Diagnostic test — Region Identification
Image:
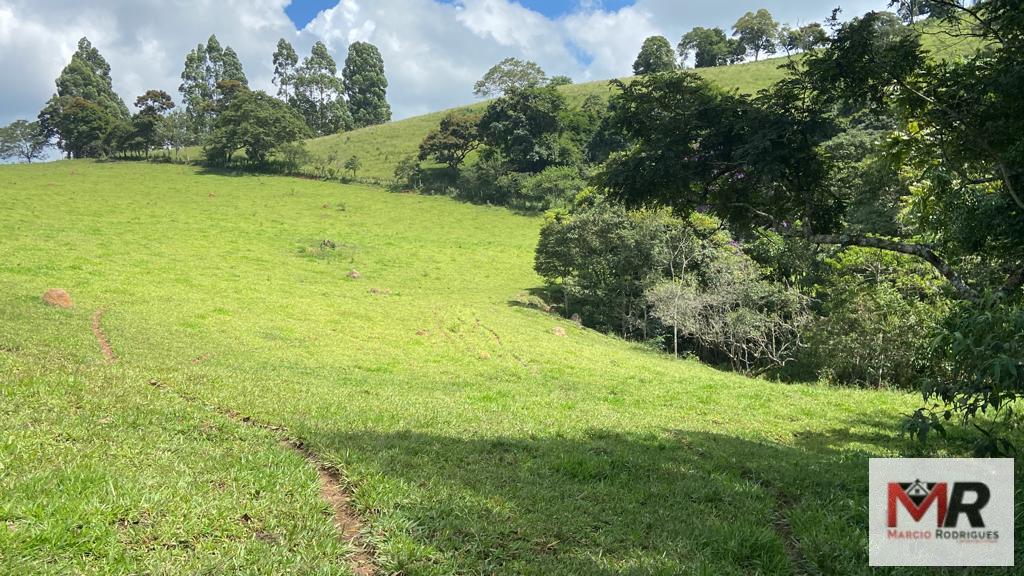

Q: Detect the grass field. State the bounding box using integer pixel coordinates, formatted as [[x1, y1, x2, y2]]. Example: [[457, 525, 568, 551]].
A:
[[2, 160, 1019, 574]]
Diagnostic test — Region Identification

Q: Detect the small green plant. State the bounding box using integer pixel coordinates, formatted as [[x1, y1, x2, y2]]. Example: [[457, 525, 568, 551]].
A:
[[343, 155, 362, 180]]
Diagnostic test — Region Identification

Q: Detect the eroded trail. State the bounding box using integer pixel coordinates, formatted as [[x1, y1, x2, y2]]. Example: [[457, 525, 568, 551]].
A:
[[90, 310, 376, 575], [91, 309, 116, 363], [149, 379, 378, 575]]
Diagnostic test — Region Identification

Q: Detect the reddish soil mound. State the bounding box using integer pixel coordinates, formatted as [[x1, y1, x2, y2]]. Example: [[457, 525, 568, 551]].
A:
[[42, 289, 73, 309]]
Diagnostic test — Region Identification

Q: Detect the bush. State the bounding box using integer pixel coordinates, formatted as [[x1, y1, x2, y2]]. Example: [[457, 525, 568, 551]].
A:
[[512, 166, 585, 211], [312, 152, 340, 180], [274, 141, 312, 174], [391, 155, 422, 191], [917, 293, 1024, 450], [800, 248, 950, 388]]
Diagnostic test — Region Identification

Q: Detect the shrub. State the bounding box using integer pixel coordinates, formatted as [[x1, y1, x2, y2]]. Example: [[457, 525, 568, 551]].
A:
[[512, 166, 585, 211], [801, 248, 950, 388]]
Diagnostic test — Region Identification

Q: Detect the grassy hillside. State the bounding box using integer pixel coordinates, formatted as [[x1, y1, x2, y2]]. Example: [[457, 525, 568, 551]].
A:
[[4, 160, 1017, 574], [305, 56, 793, 182], [303, 18, 980, 184]]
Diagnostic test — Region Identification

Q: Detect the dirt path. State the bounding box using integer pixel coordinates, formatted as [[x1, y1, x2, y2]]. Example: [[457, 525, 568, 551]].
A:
[[91, 309, 117, 363], [149, 380, 379, 575], [90, 309, 375, 573]]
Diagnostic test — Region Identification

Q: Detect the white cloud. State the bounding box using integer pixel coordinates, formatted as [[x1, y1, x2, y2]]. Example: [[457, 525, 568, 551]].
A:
[[0, 0, 891, 128]]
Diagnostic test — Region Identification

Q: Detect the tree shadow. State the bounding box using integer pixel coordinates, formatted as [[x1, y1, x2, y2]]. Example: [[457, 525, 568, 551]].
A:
[[315, 420, 1014, 575]]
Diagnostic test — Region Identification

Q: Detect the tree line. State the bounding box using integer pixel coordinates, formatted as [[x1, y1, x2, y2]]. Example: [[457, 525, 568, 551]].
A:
[[402, 0, 1023, 453], [0, 35, 390, 165]]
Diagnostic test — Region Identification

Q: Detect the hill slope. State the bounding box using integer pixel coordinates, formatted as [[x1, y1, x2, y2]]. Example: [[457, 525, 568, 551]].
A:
[[4, 160, 1003, 574], [303, 20, 980, 184], [305, 56, 793, 182]]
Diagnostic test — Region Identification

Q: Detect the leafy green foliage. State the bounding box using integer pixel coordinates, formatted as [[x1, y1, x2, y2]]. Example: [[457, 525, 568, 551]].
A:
[[633, 36, 677, 75], [779, 23, 829, 55], [479, 85, 566, 173], [418, 112, 481, 170], [679, 27, 744, 68], [205, 90, 310, 165], [343, 41, 391, 128], [129, 90, 175, 156], [513, 165, 585, 212], [732, 9, 780, 61], [802, 248, 951, 388], [0, 120, 49, 163], [343, 154, 362, 179], [291, 41, 352, 136], [473, 58, 547, 98], [179, 35, 248, 139], [272, 38, 300, 100], [916, 293, 1024, 454], [38, 37, 129, 158]]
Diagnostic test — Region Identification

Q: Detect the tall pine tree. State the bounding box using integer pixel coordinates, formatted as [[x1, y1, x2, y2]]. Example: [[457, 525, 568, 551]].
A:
[[38, 37, 129, 158], [343, 41, 391, 128]]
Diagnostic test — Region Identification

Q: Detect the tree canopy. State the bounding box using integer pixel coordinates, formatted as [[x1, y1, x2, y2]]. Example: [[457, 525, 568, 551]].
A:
[[0, 120, 49, 163], [292, 41, 352, 136], [678, 27, 744, 68], [38, 37, 129, 158], [473, 58, 547, 98], [343, 41, 391, 128], [633, 36, 677, 75], [732, 9, 780, 61], [205, 89, 310, 165], [179, 35, 248, 139]]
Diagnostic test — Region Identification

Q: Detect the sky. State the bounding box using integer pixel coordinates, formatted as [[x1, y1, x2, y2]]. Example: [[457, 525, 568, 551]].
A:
[[0, 0, 892, 129]]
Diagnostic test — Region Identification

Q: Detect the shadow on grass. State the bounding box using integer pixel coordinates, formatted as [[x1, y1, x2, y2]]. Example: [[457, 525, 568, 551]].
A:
[[315, 421, 1002, 575]]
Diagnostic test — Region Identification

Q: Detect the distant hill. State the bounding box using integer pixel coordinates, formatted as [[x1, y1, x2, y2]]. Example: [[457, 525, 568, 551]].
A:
[[302, 19, 980, 183], [304, 56, 794, 182]]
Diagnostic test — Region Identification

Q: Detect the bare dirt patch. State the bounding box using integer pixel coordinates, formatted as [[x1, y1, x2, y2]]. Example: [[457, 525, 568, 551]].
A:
[[91, 309, 117, 363], [42, 288, 73, 309], [551, 326, 567, 337]]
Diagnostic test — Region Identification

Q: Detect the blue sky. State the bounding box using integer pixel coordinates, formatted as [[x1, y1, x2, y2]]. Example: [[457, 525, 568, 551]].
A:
[[286, 0, 636, 28]]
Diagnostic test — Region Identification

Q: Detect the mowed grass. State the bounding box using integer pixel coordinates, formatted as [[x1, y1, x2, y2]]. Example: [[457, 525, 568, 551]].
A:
[[1, 161, 1020, 575]]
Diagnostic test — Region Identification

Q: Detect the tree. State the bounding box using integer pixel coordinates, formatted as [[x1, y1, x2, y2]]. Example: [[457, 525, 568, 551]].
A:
[[0, 120, 49, 163], [473, 58, 547, 98], [678, 27, 744, 68], [779, 23, 828, 55], [633, 36, 677, 75], [733, 9, 780, 61], [131, 90, 175, 157], [548, 75, 574, 88], [272, 39, 300, 100], [479, 85, 566, 173], [159, 110, 190, 160], [205, 90, 310, 165], [596, 3, 1024, 443], [179, 35, 248, 139], [38, 38, 129, 158], [343, 41, 391, 128], [344, 155, 362, 179], [293, 41, 352, 136], [419, 112, 481, 170]]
